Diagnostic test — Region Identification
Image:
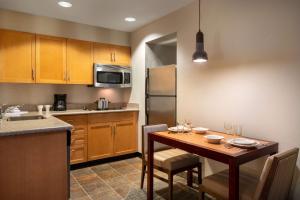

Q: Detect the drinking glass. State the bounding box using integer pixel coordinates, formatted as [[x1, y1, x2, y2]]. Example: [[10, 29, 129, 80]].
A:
[[176, 121, 184, 133], [234, 124, 243, 137], [224, 121, 233, 134], [184, 119, 192, 132]]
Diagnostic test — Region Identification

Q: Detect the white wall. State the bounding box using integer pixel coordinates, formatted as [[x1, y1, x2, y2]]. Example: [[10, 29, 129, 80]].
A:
[[130, 0, 300, 198], [0, 9, 130, 46], [0, 84, 130, 105], [0, 9, 131, 105]]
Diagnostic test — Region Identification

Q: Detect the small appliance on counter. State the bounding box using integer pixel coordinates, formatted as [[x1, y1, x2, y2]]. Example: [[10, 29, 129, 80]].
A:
[[53, 94, 67, 111], [97, 98, 109, 110]]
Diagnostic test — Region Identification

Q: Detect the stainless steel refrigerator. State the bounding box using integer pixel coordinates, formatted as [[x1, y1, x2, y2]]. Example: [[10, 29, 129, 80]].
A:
[[146, 65, 177, 127]]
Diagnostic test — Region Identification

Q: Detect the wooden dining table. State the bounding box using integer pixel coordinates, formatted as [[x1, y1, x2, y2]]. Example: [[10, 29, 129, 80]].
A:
[[147, 131, 278, 200]]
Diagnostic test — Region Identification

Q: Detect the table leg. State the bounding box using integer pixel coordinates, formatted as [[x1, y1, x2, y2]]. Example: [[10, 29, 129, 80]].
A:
[[147, 135, 154, 200], [229, 160, 239, 200]]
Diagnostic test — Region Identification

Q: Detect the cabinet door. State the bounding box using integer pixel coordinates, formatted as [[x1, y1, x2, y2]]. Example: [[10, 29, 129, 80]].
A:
[[114, 120, 137, 155], [36, 35, 66, 84], [0, 29, 35, 83], [93, 43, 114, 65], [67, 39, 93, 84], [114, 45, 131, 66], [88, 122, 114, 160], [71, 144, 87, 164]]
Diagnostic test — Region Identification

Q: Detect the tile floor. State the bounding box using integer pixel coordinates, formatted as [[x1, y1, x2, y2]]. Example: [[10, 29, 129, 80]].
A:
[[70, 157, 201, 200]]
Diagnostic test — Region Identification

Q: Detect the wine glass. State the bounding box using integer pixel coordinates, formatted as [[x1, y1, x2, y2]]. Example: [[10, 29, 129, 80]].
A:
[[224, 122, 233, 135], [176, 121, 183, 133], [184, 119, 192, 133]]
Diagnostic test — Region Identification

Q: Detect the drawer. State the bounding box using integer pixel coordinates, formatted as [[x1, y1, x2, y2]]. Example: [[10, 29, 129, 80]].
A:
[[70, 144, 87, 164], [88, 112, 136, 124], [71, 132, 86, 140], [72, 126, 87, 135], [71, 138, 85, 146]]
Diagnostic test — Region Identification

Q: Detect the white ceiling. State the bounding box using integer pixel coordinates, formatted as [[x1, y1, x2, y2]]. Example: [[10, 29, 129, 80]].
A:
[[0, 0, 194, 32]]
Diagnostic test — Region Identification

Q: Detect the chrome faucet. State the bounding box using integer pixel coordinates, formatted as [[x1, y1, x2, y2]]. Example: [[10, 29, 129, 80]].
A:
[[0, 106, 2, 120], [0, 104, 6, 119]]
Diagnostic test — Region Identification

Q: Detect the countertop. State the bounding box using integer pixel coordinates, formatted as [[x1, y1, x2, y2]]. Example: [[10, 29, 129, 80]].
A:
[[0, 114, 72, 137], [50, 107, 139, 116], [0, 107, 139, 137]]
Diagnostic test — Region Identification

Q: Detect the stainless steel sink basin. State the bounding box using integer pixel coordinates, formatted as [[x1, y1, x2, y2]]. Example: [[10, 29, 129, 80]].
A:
[[6, 115, 46, 121]]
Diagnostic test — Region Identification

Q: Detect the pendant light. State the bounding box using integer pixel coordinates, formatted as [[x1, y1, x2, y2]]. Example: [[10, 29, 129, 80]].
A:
[[193, 0, 208, 63]]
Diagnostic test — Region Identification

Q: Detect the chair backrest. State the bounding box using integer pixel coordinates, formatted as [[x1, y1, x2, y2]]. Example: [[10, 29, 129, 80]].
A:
[[254, 148, 299, 200], [142, 124, 170, 157]]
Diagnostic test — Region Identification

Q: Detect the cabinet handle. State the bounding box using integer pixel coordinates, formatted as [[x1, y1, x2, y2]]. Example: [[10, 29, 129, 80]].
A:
[[68, 72, 70, 81], [31, 68, 35, 81], [113, 52, 116, 62], [63, 71, 66, 81], [111, 53, 113, 62]]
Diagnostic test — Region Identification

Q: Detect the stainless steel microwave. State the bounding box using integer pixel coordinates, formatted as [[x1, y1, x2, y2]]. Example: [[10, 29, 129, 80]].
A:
[[94, 64, 132, 88]]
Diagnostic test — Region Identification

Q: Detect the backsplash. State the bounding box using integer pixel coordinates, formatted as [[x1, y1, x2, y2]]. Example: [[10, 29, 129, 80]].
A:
[[0, 84, 131, 105]]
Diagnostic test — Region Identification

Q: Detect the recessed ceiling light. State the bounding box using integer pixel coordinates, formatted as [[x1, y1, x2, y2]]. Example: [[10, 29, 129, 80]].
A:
[[125, 17, 136, 22], [58, 1, 72, 8]]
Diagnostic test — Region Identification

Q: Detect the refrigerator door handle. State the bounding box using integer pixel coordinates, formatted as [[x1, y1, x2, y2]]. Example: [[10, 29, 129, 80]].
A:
[[145, 97, 150, 118], [145, 70, 149, 94]]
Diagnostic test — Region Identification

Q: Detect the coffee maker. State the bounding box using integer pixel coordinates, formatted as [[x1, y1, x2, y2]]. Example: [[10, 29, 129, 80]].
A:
[[53, 94, 67, 111]]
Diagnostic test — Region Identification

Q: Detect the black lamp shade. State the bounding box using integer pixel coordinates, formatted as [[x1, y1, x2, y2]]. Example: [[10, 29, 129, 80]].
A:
[[193, 30, 208, 63]]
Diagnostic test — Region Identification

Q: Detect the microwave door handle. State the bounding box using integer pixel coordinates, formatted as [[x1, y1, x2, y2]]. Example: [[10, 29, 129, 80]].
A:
[[122, 72, 125, 84]]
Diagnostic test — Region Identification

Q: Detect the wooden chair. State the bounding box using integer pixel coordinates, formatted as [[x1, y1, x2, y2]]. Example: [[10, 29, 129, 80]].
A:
[[199, 148, 299, 200], [141, 124, 202, 200]]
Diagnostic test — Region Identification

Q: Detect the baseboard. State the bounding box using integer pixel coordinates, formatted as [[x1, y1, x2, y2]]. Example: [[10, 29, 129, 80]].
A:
[[70, 152, 142, 170]]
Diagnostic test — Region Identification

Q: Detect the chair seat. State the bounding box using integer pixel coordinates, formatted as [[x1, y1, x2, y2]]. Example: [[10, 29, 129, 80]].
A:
[[200, 169, 259, 200], [153, 148, 199, 171]]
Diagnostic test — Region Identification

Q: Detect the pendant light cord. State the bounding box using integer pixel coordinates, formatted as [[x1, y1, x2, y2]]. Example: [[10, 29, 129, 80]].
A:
[[199, 0, 201, 31]]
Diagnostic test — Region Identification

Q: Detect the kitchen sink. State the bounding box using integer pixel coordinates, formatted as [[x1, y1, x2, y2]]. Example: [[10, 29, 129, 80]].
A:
[[6, 115, 46, 121]]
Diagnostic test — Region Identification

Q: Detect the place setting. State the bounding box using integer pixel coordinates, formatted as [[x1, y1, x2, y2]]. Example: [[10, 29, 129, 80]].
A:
[[222, 122, 260, 149]]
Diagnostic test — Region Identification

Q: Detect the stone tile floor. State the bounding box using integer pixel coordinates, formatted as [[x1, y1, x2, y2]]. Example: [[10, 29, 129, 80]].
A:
[[70, 157, 202, 200]]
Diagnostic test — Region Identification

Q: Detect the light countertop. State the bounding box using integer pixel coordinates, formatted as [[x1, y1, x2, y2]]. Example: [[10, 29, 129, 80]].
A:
[[0, 107, 139, 137], [0, 115, 72, 137], [50, 107, 139, 116]]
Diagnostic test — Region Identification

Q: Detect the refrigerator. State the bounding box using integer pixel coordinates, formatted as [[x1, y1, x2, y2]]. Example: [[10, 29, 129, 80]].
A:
[[145, 65, 177, 127]]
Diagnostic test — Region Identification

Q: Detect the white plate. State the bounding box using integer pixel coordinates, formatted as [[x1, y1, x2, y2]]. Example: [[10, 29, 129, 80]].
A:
[[227, 138, 260, 149], [168, 126, 190, 132], [192, 127, 209, 134], [231, 138, 256, 145], [204, 135, 224, 144]]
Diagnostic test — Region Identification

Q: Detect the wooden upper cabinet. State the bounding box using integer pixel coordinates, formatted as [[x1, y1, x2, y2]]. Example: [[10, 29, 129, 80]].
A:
[[93, 43, 131, 66], [36, 35, 67, 84], [114, 45, 131, 66], [67, 39, 93, 84], [0, 29, 35, 83], [93, 43, 114, 65]]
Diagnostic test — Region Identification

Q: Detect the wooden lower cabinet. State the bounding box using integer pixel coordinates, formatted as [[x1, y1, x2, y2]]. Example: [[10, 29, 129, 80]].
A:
[[56, 115, 88, 164], [0, 131, 68, 200], [56, 111, 138, 164], [88, 122, 114, 160], [114, 121, 137, 155]]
